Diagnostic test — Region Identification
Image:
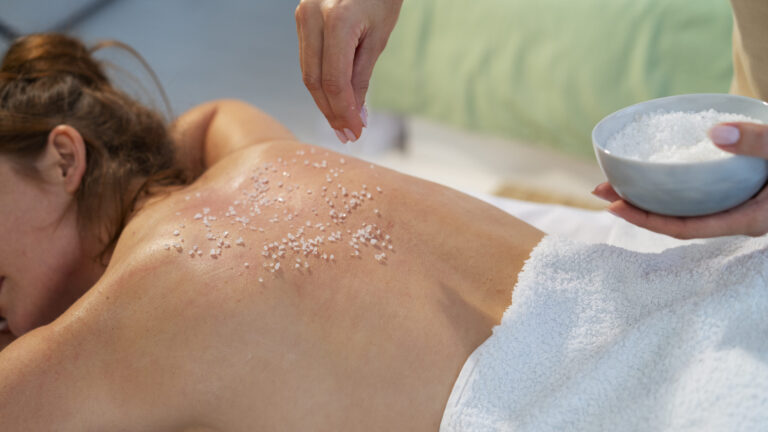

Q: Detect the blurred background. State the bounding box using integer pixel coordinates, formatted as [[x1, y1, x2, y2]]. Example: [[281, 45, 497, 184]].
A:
[[0, 0, 734, 208]]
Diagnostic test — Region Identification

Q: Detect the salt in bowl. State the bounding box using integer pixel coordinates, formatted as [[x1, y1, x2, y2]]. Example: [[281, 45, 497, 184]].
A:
[[592, 93, 768, 217]]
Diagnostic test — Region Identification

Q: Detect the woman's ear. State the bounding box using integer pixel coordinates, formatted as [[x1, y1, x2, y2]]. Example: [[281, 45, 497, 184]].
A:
[[38, 125, 87, 194]]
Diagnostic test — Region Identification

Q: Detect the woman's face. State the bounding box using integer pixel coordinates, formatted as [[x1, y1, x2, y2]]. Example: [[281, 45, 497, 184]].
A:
[[0, 154, 95, 337]]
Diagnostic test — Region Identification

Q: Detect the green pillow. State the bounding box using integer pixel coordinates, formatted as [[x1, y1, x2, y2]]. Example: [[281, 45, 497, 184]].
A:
[[369, 0, 734, 158]]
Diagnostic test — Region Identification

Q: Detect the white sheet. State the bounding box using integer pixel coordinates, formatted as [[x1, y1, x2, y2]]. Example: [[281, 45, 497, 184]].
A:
[[478, 194, 708, 253]]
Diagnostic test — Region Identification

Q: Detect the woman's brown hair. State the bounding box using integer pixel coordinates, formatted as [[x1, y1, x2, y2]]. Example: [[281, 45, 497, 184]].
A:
[[0, 33, 188, 260]]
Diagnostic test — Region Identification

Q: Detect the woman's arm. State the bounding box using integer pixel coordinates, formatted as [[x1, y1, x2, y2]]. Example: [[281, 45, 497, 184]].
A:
[[0, 327, 101, 430], [171, 99, 296, 178], [0, 319, 192, 430]]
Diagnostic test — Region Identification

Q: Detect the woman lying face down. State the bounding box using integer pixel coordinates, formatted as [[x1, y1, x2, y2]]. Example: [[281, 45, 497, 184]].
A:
[[0, 127, 99, 338], [0, 34, 543, 431], [0, 34, 186, 340]]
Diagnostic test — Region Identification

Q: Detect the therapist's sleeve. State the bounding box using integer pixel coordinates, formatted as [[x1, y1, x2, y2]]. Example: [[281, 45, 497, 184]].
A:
[[730, 0, 768, 100]]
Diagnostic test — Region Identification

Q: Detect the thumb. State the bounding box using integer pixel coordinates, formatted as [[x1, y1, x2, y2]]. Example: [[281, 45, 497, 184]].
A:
[[709, 122, 768, 158]]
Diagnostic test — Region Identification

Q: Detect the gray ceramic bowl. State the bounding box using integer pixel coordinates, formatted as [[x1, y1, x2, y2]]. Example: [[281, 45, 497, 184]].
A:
[[592, 94, 768, 216]]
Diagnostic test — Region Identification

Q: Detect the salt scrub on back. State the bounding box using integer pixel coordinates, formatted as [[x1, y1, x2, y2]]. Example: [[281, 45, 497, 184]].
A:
[[605, 109, 764, 163]]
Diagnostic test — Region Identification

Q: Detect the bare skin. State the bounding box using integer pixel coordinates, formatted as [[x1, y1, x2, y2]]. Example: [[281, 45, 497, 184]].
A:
[[0, 100, 543, 431], [295, 0, 404, 142]]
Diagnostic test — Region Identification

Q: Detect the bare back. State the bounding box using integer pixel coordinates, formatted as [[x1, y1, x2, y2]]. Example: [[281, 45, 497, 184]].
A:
[[6, 140, 543, 431]]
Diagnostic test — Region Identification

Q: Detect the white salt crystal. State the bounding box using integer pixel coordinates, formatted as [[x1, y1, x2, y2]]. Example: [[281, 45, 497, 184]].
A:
[[605, 109, 763, 163]]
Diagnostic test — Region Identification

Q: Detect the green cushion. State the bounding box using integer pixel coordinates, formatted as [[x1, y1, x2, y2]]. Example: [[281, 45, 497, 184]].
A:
[[368, 0, 734, 158]]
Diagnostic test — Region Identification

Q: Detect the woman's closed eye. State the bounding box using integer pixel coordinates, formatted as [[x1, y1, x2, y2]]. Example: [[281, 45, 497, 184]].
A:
[[0, 316, 8, 333]]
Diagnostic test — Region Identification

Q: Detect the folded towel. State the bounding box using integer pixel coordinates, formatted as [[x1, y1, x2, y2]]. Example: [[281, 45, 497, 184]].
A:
[[441, 235, 768, 431]]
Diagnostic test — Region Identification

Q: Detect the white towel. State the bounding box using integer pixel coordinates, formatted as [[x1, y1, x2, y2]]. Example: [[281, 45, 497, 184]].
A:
[[440, 235, 768, 431]]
